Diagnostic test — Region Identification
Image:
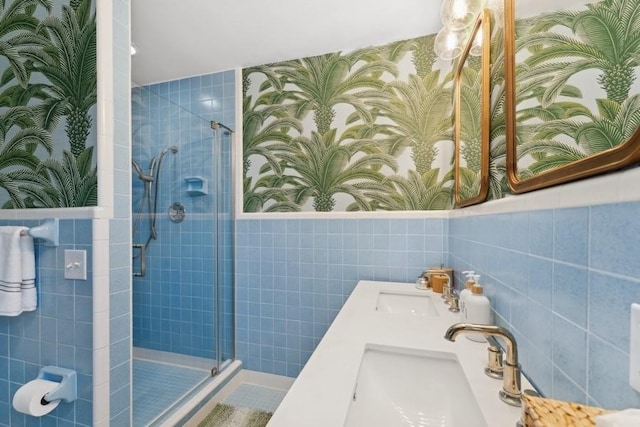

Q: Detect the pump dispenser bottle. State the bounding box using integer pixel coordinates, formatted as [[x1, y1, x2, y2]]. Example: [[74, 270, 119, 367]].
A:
[[465, 277, 492, 342], [459, 271, 475, 321]]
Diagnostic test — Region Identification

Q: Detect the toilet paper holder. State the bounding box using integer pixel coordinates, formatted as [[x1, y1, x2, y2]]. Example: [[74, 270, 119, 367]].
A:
[[37, 366, 77, 404]]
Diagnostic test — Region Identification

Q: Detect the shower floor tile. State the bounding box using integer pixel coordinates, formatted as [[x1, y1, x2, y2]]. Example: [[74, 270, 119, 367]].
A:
[[223, 383, 288, 413], [133, 359, 209, 426]]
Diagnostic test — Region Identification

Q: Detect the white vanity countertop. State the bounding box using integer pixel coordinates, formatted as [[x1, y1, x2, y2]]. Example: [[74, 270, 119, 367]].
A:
[[267, 280, 534, 427]]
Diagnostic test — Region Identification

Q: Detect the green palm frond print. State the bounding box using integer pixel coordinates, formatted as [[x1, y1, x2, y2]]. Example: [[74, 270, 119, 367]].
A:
[[18, 148, 97, 208], [511, 0, 640, 179], [243, 35, 454, 212], [0, 0, 97, 209], [457, 61, 484, 200], [243, 0, 640, 212]]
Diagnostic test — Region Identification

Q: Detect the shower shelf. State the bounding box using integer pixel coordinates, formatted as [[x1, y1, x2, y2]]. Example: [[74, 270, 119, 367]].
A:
[[184, 176, 208, 196]]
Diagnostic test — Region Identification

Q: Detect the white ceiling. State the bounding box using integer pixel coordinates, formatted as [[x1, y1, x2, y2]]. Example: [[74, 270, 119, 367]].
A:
[[131, 0, 442, 85]]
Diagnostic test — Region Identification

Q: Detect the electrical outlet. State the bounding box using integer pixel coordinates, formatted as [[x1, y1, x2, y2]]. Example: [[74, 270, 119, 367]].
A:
[[630, 303, 640, 392], [64, 250, 87, 280]]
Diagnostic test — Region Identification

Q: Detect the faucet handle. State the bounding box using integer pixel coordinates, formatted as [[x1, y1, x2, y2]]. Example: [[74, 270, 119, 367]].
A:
[[485, 335, 504, 379], [448, 290, 460, 313]]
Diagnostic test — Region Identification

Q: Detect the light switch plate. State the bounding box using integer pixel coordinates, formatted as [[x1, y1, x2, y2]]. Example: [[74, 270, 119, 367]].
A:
[[64, 249, 87, 280], [630, 303, 640, 392]]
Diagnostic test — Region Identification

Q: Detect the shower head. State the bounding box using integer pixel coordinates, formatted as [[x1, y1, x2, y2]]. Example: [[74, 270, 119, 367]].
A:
[[151, 146, 178, 179], [131, 160, 154, 182], [155, 146, 178, 172], [162, 145, 178, 155]]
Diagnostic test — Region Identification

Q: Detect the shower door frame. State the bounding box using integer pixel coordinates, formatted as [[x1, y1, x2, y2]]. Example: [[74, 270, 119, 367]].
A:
[[212, 120, 236, 376]]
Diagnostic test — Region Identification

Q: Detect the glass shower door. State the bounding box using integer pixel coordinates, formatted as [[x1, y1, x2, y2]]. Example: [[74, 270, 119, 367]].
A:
[[212, 122, 235, 373], [131, 83, 235, 425]]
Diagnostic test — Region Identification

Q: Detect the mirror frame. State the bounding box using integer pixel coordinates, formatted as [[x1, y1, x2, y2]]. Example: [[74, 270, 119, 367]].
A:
[[504, 0, 640, 194], [454, 9, 491, 208]]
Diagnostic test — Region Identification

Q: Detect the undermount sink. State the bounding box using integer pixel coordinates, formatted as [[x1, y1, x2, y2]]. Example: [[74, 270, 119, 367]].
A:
[[344, 344, 487, 427], [375, 290, 438, 316]]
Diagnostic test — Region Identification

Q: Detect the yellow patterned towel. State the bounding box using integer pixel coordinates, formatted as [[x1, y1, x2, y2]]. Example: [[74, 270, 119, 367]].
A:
[[522, 394, 608, 427]]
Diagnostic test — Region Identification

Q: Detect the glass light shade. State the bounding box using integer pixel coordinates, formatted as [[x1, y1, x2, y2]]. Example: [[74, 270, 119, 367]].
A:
[[441, 0, 484, 30], [434, 26, 468, 60]]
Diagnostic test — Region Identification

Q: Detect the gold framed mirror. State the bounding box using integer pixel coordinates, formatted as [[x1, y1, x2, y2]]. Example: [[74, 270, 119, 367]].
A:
[[504, 0, 640, 194], [454, 9, 491, 208]]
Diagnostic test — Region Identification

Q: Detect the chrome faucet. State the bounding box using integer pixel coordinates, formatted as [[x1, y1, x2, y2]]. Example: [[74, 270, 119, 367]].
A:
[[444, 323, 522, 406]]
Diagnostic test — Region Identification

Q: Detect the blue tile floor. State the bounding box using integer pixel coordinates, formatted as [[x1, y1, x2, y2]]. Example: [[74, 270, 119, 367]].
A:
[[223, 383, 288, 413], [133, 359, 210, 426]]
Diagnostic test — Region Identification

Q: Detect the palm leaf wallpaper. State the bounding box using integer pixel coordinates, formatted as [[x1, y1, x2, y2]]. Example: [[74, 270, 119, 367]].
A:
[[457, 55, 485, 201], [243, 0, 640, 212], [509, 0, 640, 181], [243, 35, 456, 212], [0, 0, 96, 209]]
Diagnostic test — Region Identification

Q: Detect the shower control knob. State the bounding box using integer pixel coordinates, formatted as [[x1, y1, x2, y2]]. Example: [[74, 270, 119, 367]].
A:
[[168, 202, 186, 223]]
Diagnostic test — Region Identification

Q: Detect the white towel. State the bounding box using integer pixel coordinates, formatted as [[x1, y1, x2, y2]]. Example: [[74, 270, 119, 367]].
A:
[[20, 234, 36, 311], [0, 226, 28, 316], [596, 409, 640, 426]]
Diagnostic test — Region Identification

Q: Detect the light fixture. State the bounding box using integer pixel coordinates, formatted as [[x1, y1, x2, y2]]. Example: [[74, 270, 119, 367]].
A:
[[434, 0, 489, 60], [130, 43, 138, 56], [434, 26, 467, 61], [440, 0, 483, 30]]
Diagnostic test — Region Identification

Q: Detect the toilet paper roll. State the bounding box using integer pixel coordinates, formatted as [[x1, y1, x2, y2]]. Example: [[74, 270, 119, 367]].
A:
[[12, 379, 61, 416]]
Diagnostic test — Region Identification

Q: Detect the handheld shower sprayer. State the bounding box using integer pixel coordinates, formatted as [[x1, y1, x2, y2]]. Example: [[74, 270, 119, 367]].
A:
[[131, 160, 154, 182], [132, 145, 179, 277], [148, 157, 157, 179]]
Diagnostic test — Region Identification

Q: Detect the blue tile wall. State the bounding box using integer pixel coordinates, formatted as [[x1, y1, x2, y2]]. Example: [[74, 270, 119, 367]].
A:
[[131, 70, 235, 361], [0, 220, 93, 427], [448, 201, 640, 409], [235, 217, 446, 377]]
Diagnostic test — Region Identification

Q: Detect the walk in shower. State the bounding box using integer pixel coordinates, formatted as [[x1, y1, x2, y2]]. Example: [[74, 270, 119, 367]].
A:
[[131, 77, 236, 426]]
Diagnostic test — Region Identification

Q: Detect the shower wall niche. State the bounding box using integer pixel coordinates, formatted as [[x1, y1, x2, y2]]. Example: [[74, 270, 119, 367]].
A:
[[131, 71, 235, 368]]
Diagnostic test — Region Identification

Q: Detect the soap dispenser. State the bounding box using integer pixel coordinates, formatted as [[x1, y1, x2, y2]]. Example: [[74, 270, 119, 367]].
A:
[[465, 277, 492, 342], [459, 271, 475, 320]]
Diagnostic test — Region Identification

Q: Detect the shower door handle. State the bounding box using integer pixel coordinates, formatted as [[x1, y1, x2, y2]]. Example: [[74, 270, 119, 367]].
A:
[[133, 244, 146, 277]]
